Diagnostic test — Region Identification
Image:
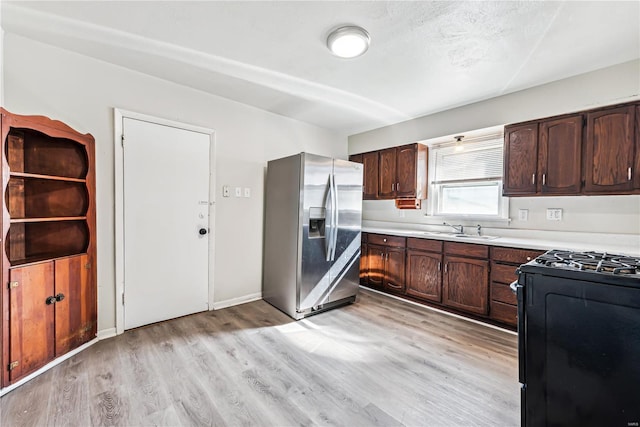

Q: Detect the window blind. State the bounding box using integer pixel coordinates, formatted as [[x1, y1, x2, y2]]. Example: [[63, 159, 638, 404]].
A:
[[433, 137, 503, 184]]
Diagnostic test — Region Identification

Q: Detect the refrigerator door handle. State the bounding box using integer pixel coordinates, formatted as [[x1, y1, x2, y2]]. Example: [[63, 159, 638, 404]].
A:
[[514, 280, 526, 384], [325, 174, 334, 262], [330, 173, 339, 261]]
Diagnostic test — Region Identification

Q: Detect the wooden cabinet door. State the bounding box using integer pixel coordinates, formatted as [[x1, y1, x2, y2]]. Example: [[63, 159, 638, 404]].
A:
[[362, 152, 379, 200], [359, 243, 368, 285], [378, 148, 397, 199], [54, 254, 95, 356], [384, 247, 406, 293], [366, 244, 385, 288], [406, 249, 442, 302], [7, 262, 55, 384], [503, 123, 538, 195], [349, 154, 363, 164], [539, 115, 583, 194], [396, 144, 417, 198], [442, 256, 489, 315], [584, 105, 635, 193], [636, 105, 640, 190]]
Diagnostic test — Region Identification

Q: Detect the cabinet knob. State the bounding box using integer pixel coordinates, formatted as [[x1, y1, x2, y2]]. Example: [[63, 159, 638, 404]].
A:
[[55, 293, 65, 302], [199, 228, 208, 235], [45, 296, 57, 305], [526, 257, 531, 261], [383, 238, 387, 242]]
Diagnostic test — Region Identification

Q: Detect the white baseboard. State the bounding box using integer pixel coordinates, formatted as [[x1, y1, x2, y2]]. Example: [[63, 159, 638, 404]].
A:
[[212, 292, 262, 310], [0, 337, 100, 397], [97, 327, 117, 340]]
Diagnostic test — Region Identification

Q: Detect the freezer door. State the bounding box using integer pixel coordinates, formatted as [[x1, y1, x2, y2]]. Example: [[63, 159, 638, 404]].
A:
[[298, 154, 334, 313], [327, 158, 363, 303]]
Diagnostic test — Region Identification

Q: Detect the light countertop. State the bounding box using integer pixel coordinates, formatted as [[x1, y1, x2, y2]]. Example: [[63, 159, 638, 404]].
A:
[[362, 224, 640, 256]]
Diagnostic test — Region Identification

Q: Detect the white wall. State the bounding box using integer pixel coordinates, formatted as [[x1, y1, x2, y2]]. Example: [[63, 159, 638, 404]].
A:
[[3, 34, 347, 333], [349, 60, 640, 236]]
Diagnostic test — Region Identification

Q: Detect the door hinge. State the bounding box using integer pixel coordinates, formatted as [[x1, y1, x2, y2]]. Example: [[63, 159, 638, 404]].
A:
[[85, 263, 91, 270], [122, 293, 125, 305], [8, 361, 19, 371], [8, 281, 18, 289], [121, 134, 125, 147]]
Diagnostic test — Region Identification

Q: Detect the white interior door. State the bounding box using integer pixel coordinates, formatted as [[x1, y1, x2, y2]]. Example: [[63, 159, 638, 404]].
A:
[[123, 117, 210, 330]]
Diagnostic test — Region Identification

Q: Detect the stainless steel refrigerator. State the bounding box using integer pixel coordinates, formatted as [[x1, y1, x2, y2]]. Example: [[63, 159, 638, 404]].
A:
[[263, 153, 363, 320]]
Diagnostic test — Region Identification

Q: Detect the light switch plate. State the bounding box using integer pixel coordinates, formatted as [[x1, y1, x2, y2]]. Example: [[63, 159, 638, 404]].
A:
[[546, 208, 563, 221], [222, 185, 230, 197], [244, 187, 251, 198], [518, 209, 528, 221], [234, 187, 242, 197]]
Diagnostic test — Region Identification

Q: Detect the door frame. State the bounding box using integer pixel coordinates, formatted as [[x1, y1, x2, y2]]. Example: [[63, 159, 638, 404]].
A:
[[114, 108, 216, 335]]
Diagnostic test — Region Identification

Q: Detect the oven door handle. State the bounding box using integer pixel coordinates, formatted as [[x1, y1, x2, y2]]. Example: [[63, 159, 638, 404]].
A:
[[511, 279, 526, 384]]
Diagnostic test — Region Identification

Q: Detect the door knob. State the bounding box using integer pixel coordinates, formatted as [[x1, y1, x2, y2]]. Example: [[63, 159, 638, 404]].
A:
[[199, 228, 208, 235]]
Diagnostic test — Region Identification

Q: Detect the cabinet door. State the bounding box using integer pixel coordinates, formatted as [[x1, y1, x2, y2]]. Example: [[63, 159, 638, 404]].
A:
[[348, 154, 363, 164], [503, 123, 538, 195], [7, 262, 55, 384], [359, 243, 368, 285], [406, 249, 442, 302], [443, 256, 489, 315], [384, 247, 406, 293], [396, 144, 416, 198], [55, 254, 95, 356], [636, 105, 640, 190], [539, 115, 583, 194], [584, 105, 635, 193], [366, 244, 385, 288], [378, 148, 397, 199], [362, 152, 379, 200]]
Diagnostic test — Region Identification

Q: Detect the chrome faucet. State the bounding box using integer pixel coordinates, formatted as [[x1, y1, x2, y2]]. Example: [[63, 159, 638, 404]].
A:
[[443, 222, 464, 234]]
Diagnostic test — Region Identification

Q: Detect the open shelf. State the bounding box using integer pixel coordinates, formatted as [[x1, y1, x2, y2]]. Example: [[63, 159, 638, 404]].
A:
[[10, 172, 86, 183], [6, 220, 89, 266], [10, 217, 87, 223], [6, 128, 89, 179], [7, 176, 89, 219]]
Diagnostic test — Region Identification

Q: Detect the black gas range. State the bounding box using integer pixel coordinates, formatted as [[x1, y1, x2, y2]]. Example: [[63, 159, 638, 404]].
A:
[[513, 249, 640, 426]]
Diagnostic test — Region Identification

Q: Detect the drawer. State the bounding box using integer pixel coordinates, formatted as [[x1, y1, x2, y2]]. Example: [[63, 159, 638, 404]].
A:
[[444, 241, 488, 259], [491, 262, 519, 285], [490, 300, 517, 327], [407, 237, 443, 253], [491, 282, 517, 305], [368, 234, 406, 248], [491, 246, 543, 264]]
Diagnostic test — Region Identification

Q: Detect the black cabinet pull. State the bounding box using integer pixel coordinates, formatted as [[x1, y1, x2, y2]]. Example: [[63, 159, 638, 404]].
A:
[[199, 228, 208, 235], [55, 293, 65, 302], [45, 296, 57, 305]]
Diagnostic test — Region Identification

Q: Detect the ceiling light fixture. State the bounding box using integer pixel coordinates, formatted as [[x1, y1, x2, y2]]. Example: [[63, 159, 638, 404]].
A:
[[327, 26, 370, 58]]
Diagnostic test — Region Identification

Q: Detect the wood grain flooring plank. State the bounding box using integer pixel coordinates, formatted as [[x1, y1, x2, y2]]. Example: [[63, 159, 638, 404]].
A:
[[1, 288, 520, 426]]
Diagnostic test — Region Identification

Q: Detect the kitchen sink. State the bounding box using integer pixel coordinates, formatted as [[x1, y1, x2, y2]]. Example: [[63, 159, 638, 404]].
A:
[[421, 231, 499, 240]]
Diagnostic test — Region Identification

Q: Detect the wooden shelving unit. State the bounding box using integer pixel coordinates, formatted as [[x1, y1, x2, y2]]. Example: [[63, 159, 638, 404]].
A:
[[1, 108, 97, 387]]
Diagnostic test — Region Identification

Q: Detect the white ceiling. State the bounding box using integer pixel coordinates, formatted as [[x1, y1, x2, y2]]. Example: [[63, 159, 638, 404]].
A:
[[2, 1, 639, 135]]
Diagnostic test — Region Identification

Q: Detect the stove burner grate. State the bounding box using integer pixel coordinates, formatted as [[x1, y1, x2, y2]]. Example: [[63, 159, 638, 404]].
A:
[[534, 250, 640, 275]]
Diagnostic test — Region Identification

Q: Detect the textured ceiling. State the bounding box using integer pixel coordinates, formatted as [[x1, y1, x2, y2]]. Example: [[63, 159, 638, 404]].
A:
[[2, 1, 639, 135]]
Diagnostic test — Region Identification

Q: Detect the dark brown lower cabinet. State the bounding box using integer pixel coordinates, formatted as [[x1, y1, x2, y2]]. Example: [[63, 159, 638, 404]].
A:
[[6, 254, 95, 384], [442, 255, 489, 315], [366, 244, 385, 289], [384, 247, 405, 293], [406, 249, 442, 302]]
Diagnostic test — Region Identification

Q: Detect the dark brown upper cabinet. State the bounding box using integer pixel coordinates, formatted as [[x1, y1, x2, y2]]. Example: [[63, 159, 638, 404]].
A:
[[538, 115, 583, 194], [584, 105, 636, 194], [351, 143, 427, 201], [503, 123, 538, 196], [504, 101, 639, 197], [349, 151, 379, 200]]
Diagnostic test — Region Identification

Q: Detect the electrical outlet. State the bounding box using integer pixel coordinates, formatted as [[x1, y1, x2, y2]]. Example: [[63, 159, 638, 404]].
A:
[[235, 187, 242, 197], [222, 185, 230, 197], [546, 208, 563, 221], [518, 209, 529, 221], [244, 187, 251, 198]]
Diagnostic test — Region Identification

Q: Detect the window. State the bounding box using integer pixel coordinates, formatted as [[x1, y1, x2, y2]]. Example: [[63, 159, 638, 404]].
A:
[[430, 134, 507, 218]]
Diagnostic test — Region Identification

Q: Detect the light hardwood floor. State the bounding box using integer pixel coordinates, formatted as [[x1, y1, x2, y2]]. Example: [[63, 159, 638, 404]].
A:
[[1, 289, 519, 426]]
